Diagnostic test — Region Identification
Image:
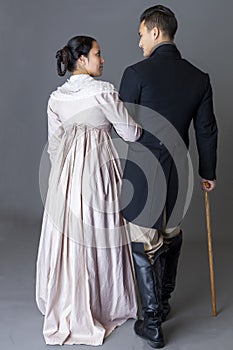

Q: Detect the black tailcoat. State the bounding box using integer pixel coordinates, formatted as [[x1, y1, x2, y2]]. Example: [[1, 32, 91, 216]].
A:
[[119, 44, 217, 229]]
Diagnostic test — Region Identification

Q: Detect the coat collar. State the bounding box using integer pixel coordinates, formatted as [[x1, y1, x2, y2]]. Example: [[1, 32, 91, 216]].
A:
[[149, 43, 181, 59]]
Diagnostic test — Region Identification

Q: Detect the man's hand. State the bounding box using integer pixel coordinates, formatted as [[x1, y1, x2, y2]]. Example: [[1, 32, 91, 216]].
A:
[[201, 178, 216, 192]]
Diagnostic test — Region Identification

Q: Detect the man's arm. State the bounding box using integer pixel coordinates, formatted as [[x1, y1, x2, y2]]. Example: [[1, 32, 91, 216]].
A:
[[193, 74, 218, 190]]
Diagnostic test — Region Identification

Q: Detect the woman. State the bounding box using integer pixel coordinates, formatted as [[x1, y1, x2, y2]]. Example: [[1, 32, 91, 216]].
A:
[[36, 35, 142, 345]]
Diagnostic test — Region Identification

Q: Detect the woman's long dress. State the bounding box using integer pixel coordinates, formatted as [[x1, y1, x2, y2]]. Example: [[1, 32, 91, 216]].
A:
[[36, 74, 141, 345]]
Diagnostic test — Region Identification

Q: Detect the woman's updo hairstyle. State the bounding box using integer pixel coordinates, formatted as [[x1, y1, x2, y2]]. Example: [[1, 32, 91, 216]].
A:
[[56, 36, 96, 76]]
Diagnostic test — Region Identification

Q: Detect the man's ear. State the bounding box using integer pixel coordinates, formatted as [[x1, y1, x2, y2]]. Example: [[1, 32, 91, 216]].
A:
[[152, 26, 159, 40]]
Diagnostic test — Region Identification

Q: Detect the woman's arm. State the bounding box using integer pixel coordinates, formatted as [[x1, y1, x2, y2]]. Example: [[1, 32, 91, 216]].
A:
[[47, 99, 64, 164], [96, 91, 142, 142]]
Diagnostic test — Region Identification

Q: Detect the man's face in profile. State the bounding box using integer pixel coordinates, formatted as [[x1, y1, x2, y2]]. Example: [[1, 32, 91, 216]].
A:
[[138, 20, 156, 57]]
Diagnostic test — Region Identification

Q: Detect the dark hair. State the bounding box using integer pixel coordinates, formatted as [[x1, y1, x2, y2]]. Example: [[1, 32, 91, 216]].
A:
[[55, 35, 96, 76], [140, 5, 177, 40]]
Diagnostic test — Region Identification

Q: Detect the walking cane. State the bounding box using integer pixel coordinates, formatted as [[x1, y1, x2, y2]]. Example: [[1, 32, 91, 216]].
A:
[[204, 182, 217, 316]]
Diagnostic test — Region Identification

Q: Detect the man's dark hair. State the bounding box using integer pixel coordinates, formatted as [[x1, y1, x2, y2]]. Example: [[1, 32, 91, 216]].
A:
[[140, 5, 178, 40]]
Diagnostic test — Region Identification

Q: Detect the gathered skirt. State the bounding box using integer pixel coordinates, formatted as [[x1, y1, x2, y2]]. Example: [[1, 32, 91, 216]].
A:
[[36, 124, 137, 345]]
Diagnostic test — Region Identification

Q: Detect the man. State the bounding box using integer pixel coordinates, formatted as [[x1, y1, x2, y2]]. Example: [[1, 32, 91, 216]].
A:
[[119, 4, 218, 349]]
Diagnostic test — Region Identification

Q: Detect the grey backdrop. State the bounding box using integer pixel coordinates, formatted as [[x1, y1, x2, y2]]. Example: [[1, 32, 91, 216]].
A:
[[0, 0, 232, 243]]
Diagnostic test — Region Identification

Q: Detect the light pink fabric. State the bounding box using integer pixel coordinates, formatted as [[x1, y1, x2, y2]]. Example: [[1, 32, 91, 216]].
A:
[[36, 75, 141, 345]]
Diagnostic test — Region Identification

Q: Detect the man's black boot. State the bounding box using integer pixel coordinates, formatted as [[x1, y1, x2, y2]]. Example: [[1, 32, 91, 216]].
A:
[[161, 231, 183, 321], [132, 243, 167, 348], [134, 311, 164, 349]]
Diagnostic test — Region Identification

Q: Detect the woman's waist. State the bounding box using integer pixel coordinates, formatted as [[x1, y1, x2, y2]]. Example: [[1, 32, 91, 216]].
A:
[[64, 122, 111, 132]]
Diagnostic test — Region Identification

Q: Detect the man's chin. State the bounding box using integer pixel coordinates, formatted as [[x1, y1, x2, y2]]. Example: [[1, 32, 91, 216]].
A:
[[143, 52, 149, 58]]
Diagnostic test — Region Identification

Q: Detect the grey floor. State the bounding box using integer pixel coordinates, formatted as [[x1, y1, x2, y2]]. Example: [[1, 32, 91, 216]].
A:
[[0, 215, 232, 350]]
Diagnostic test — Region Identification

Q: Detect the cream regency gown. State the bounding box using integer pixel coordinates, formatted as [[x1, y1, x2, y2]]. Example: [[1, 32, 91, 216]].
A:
[[36, 74, 142, 345]]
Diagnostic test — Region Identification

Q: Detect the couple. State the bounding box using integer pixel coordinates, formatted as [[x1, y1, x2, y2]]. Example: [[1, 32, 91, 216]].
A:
[[36, 4, 218, 349]]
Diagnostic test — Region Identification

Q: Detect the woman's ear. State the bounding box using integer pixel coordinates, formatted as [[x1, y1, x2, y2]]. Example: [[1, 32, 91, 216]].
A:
[[78, 55, 88, 67]]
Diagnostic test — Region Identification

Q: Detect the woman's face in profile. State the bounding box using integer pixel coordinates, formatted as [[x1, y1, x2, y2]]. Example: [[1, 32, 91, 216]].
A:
[[85, 41, 104, 77]]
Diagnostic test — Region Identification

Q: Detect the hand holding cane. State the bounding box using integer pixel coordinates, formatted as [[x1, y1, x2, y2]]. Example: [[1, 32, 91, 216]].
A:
[[204, 181, 217, 316]]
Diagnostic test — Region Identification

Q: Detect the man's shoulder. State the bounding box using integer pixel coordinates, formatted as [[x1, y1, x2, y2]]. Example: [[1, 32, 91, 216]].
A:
[[124, 58, 150, 73], [125, 56, 208, 75], [179, 58, 209, 80], [122, 55, 210, 90], [122, 59, 151, 82]]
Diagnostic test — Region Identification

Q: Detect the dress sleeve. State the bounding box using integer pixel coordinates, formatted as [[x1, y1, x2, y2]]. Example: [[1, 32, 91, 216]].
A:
[[47, 98, 64, 164], [96, 90, 142, 142]]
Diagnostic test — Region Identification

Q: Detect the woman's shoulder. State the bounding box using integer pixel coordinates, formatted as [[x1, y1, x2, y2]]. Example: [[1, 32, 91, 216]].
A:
[[50, 75, 117, 101], [92, 79, 116, 94], [79, 76, 117, 95]]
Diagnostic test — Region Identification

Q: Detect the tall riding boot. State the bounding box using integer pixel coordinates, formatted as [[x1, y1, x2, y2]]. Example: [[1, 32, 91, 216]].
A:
[[132, 242, 167, 349], [161, 231, 183, 321]]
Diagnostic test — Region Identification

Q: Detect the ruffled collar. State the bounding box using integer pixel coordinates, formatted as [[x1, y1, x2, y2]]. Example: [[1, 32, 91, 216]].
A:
[[50, 74, 115, 100], [58, 74, 94, 93], [68, 74, 93, 82]]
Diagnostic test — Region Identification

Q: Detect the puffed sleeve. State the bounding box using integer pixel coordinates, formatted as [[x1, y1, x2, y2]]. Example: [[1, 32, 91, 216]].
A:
[[47, 98, 64, 164], [96, 90, 142, 142]]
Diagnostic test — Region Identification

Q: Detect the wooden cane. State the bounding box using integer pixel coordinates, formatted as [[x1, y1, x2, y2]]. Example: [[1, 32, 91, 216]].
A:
[[204, 182, 217, 316]]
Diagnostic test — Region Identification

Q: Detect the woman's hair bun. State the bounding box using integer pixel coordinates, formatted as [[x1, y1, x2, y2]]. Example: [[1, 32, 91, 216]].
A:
[[56, 46, 72, 76], [55, 36, 96, 77]]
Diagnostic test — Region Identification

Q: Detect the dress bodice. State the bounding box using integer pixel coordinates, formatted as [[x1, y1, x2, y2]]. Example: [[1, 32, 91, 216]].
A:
[[46, 74, 142, 163]]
